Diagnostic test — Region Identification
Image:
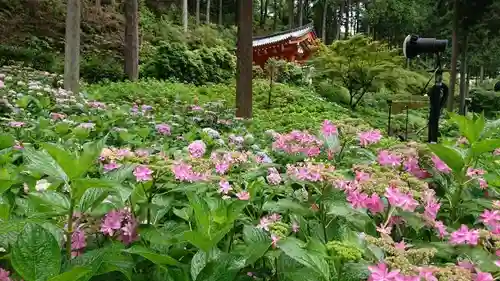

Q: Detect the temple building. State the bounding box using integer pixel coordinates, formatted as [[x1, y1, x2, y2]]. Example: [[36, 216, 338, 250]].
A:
[[252, 23, 319, 68]]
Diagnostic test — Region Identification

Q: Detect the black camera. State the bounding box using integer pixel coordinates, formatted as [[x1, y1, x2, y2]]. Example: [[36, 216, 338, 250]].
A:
[[403, 35, 448, 59]]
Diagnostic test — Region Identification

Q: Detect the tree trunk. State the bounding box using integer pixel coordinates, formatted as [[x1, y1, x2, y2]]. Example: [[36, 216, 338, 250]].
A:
[[206, 0, 211, 23], [321, 0, 327, 42], [288, 0, 294, 28], [458, 33, 468, 115], [344, 0, 350, 39], [298, 0, 303, 26], [480, 65, 484, 83], [447, 0, 459, 111], [337, 2, 343, 40], [64, 0, 81, 94], [260, 0, 265, 26], [264, 0, 269, 21], [355, 0, 360, 33], [96, 0, 101, 13], [124, 0, 139, 81], [218, 0, 223, 25], [236, 0, 253, 118], [273, 0, 278, 31], [182, 0, 188, 31], [196, 0, 200, 25]]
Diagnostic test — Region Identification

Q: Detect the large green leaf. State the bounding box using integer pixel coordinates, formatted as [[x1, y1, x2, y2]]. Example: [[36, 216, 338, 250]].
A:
[[186, 192, 211, 236], [0, 134, 15, 150], [42, 143, 78, 180], [471, 139, 500, 155], [11, 223, 61, 281], [123, 245, 181, 266], [194, 252, 246, 281], [277, 237, 330, 281], [428, 144, 465, 173], [76, 138, 107, 178], [78, 188, 109, 213], [47, 267, 92, 281], [28, 191, 70, 215], [71, 247, 134, 281], [450, 113, 484, 144], [71, 178, 115, 202], [262, 199, 313, 216], [242, 226, 271, 265], [24, 147, 68, 183], [0, 194, 10, 220], [190, 248, 221, 281]]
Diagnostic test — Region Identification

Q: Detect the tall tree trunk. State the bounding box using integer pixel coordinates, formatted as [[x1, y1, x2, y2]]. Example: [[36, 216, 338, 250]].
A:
[[196, 0, 200, 25], [182, 0, 188, 31], [337, 2, 343, 40], [124, 0, 139, 81], [96, 0, 101, 14], [321, 0, 328, 42], [64, 0, 81, 93], [458, 33, 468, 115], [273, 0, 278, 30], [355, 0, 360, 33], [344, 0, 350, 39], [206, 0, 211, 23], [298, 0, 303, 26], [264, 0, 269, 25], [288, 0, 294, 28], [236, 0, 253, 118], [447, 0, 459, 111], [260, 0, 265, 26], [218, 0, 223, 25]]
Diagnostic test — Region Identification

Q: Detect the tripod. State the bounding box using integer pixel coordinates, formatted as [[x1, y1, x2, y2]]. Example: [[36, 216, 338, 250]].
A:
[[427, 55, 448, 143]]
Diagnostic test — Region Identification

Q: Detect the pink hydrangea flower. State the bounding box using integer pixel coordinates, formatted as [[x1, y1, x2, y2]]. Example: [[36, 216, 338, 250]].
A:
[[384, 187, 419, 212], [449, 225, 480, 245], [291, 221, 300, 233], [418, 267, 438, 281], [236, 191, 250, 200], [467, 167, 486, 177], [266, 168, 282, 185], [474, 272, 494, 281], [218, 179, 232, 194], [103, 161, 121, 172], [346, 190, 368, 209], [377, 150, 401, 167], [494, 148, 500, 156], [188, 140, 206, 158], [50, 112, 66, 120], [366, 193, 385, 214], [358, 130, 382, 146], [368, 263, 400, 281], [101, 210, 123, 236], [8, 121, 25, 128], [321, 120, 338, 136], [434, 220, 448, 238], [271, 234, 280, 248], [424, 201, 441, 221], [155, 123, 171, 136], [0, 80, 4, 89], [0, 268, 11, 281], [431, 155, 451, 174], [215, 161, 230, 174], [133, 165, 153, 182], [480, 209, 500, 228], [171, 161, 207, 182]]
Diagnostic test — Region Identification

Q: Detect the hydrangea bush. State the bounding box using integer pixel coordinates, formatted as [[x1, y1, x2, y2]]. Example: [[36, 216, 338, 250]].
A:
[[0, 66, 499, 281]]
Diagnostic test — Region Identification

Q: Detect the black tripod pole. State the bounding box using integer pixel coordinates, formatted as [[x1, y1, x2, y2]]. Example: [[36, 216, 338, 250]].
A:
[[427, 55, 448, 143]]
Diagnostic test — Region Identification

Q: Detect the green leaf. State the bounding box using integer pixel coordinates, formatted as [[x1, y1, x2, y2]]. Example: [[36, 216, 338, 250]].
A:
[[123, 245, 180, 266], [278, 237, 330, 280], [24, 147, 68, 183], [11, 223, 61, 281], [186, 192, 211, 235], [173, 207, 192, 221], [471, 139, 500, 155], [0, 194, 10, 220], [71, 178, 115, 202], [428, 144, 464, 173], [190, 248, 221, 281], [262, 199, 313, 216], [28, 191, 70, 215], [242, 225, 271, 265], [42, 143, 78, 180], [76, 138, 107, 178], [78, 188, 109, 213], [47, 267, 92, 281], [463, 247, 497, 272], [194, 252, 246, 281], [183, 231, 212, 252], [450, 113, 484, 144], [0, 134, 15, 150]]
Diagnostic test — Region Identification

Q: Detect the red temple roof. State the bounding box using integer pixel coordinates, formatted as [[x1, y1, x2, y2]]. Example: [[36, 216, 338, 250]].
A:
[[252, 23, 318, 67]]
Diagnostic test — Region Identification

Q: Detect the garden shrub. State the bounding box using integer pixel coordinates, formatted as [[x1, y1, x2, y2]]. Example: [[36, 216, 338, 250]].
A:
[[141, 41, 235, 85], [80, 54, 125, 84], [469, 87, 500, 117], [0, 45, 60, 72]]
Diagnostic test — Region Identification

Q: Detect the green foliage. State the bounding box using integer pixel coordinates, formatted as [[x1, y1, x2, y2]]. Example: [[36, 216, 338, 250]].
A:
[[141, 42, 235, 85], [81, 55, 125, 84], [312, 35, 426, 109], [0, 45, 60, 72], [468, 87, 500, 118]]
